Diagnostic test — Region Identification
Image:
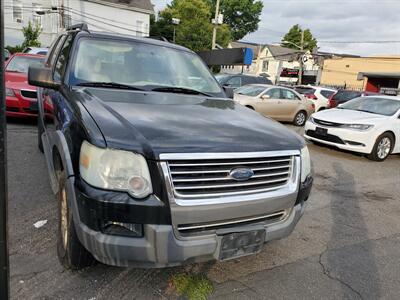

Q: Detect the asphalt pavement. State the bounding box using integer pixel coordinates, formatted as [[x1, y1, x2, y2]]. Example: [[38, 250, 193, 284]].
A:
[[7, 119, 400, 300]]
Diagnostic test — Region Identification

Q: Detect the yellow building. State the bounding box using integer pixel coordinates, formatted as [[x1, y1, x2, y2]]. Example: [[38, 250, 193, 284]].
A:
[[320, 56, 400, 92]]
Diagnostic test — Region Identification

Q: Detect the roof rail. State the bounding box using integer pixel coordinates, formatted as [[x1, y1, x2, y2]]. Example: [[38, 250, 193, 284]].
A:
[[67, 23, 89, 32], [147, 36, 169, 42]]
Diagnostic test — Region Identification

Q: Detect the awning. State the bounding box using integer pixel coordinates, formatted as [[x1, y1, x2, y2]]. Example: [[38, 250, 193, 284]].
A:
[[357, 72, 400, 80]]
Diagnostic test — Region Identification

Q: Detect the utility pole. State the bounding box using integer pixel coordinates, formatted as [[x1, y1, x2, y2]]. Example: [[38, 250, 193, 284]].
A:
[[0, 0, 10, 297], [298, 29, 304, 85], [60, 0, 65, 29], [211, 0, 220, 50]]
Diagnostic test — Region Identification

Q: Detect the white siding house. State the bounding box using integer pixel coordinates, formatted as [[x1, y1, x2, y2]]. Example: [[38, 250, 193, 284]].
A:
[[221, 41, 319, 84], [4, 0, 154, 47]]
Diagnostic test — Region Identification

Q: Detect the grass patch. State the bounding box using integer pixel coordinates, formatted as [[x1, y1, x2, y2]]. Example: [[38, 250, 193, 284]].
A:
[[171, 273, 214, 300]]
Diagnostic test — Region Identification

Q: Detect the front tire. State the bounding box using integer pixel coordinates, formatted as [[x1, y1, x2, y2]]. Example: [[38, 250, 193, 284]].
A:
[[293, 111, 307, 126], [367, 133, 394, 162], [57, 171, 95, 270]]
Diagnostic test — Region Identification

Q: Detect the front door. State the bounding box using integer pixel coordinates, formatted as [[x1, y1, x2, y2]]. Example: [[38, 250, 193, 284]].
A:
[[255, 88, 282, 120]]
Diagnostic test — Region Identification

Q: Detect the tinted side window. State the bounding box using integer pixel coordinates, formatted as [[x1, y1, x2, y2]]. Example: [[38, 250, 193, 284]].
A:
[[265, 88, 281, 99], [320, 90, 335, 98], [281, 89, 300, 100], [257, 77, 270, 84], [54, 35, 73, 82], [242, 76, 255, 85], [47, 35, 66, 68], [226, 76, 241, 88]]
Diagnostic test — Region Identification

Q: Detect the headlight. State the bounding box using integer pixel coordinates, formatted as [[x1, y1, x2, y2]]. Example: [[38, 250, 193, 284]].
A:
[[79, 141, 152, 198], [308, 116, 314, 123], [341, 124, 373, 131], [6, 88, 15, 97], [300, 146, 311, 182]]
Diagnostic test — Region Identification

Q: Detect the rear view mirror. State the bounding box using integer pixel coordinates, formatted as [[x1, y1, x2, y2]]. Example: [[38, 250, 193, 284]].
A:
[[223, 86, 234, 99], [28, 66, 60, 90], [261, 94, 270, 100]]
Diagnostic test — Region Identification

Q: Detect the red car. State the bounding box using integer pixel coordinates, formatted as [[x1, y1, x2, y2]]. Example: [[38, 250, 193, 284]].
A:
[[5, 53, 45, 117]]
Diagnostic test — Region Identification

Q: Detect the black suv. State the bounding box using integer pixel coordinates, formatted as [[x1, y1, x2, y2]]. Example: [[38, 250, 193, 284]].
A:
[[29, 24, 312, 269]]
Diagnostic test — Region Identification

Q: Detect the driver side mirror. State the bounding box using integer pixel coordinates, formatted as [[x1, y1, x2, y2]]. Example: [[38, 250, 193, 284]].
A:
[[223, 86, 234, 99], [28, 66, 60, 90], [261, 94, 270, 100]]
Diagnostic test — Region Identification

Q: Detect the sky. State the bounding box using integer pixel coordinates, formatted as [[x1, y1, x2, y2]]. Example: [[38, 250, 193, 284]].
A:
[[151, 0, 400, 56]]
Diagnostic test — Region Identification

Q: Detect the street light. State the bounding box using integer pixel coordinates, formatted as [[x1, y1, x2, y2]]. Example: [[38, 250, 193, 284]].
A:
[[282, 29, 305, 84], [171, 18, 180, 43]]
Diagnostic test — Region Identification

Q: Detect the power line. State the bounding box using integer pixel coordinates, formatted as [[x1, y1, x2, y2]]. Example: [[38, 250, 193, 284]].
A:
[[319, 40, 400, 44]]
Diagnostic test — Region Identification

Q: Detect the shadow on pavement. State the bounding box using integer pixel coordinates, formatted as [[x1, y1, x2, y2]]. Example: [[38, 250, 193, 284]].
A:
[[323, 162, 381, 298]]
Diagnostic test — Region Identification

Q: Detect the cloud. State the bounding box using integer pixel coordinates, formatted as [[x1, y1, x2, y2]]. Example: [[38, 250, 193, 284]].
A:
[[152, 0, 400, 56]]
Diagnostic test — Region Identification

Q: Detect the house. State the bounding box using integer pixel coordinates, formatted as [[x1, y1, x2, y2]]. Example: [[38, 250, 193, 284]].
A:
[[220, 41, 319, 84], [4, 0, 154, 47], [320, 56, 400, 92]]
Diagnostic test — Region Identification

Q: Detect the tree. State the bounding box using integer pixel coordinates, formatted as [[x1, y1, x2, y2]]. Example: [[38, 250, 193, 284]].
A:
[[150, 0, 231, 52], [21, 21, 42, 49], [281, 24, 317, 52], [209, 0, 263, 41]]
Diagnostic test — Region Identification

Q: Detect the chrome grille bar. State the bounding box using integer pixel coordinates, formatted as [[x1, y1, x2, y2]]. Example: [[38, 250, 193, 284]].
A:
[[164, 152, 296, 199]]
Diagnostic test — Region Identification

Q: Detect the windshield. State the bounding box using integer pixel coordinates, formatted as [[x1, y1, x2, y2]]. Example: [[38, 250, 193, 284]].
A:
[[340, 97, 400, 116], [71, 38, 222, 94], [235, 85, 266, 97], [6, 56, 44, 73]]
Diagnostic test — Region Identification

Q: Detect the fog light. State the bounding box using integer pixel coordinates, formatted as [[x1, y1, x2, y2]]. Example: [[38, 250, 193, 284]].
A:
[[102, 222, 143, 237]]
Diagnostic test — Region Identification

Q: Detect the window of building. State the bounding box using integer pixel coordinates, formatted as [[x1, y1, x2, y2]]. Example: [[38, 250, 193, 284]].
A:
[[32, 3, 43, 28], [262, 60, 269, 72], [13, 0, 23, 23]]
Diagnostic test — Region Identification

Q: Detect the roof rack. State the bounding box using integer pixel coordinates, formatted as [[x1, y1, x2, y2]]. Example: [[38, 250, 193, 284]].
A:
[[67, 23, 89, 32]]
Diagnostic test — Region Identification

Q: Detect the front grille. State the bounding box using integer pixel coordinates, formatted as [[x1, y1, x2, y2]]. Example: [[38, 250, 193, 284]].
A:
[[20, 90, 37, 99], [306, 130, 345, 144], [313, 118, 342, 127], [167, 155, 294, 198]]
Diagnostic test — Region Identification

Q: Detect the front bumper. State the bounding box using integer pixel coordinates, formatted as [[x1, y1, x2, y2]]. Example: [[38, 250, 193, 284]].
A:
[[304, 120, 374, 154], [6, 93, 38, 117], [70, 176, 312, 268]]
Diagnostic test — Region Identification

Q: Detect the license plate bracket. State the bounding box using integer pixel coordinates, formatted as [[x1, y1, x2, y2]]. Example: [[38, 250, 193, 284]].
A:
[[315, 127, 328, 136], [219, 230, 265, 261]]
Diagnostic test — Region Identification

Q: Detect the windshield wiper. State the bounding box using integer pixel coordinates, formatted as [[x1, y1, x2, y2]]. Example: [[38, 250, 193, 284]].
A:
[[151, 86, 213, 97], [77, 82, 144, 91], [353, 109, 375, 114]]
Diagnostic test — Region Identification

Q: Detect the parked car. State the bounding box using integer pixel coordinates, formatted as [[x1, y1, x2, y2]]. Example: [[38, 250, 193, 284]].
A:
[[328, 89, 378, 108], [295, 85, 336, 112], [215, 73, 273, 89], [5, 53, 45, 117], [28, 24, 313, 270], [234, 84, 315, 126], [305, 96, 400, 161], [23, 47, 49, 55]]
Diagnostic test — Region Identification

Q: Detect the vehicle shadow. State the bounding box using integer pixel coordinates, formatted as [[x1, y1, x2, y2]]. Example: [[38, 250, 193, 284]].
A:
[[322, 162, 381, 298]]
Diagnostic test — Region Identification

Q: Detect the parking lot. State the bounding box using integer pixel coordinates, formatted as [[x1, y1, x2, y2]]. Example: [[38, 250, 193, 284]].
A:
[[7, 119, 400, 300]]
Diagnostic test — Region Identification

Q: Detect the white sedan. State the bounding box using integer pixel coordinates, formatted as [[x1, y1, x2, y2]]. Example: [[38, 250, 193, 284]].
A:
[[304, 95, 400, 161]]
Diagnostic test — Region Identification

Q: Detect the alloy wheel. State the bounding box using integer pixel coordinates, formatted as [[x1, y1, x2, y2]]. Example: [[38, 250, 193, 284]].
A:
[[296, 112, 306, 125], [377, 137, 391, 159], [60, 188, 69, 250]]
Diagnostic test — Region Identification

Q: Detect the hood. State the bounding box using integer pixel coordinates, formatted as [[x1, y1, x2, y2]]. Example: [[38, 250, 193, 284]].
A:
[[313, 108, 387, 124], [5, 71, 37, 91], [76, 88, 304, 159]]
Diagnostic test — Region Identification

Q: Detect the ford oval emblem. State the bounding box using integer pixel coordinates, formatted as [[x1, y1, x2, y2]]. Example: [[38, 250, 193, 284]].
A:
[[229, 167, 254, 181]]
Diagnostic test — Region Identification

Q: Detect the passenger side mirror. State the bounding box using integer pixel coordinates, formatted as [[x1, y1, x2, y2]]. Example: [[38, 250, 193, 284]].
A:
[[28, 66, 60, 90], [223, 86, 234, 99], [261, 94, 270, 100]]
